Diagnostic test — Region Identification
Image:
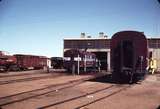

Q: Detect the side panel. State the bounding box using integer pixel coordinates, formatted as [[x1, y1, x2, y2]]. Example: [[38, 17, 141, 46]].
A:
[[14, 55, 48, 70]]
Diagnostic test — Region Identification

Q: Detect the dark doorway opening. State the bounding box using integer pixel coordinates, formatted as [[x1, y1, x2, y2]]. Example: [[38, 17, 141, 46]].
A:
[[92, 52, 107, 70]]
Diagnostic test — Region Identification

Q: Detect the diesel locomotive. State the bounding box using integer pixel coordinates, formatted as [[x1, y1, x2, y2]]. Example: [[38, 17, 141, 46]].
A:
[[63, 49, 97, 74]]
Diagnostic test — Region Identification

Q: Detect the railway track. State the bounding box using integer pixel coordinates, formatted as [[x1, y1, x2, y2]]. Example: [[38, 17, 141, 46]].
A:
[[38, 84, 132, 109], [0, 74, 101, 107], [0, 71, 46, 78], [0, 73, 64, 85], [75, 85, 130, 109]]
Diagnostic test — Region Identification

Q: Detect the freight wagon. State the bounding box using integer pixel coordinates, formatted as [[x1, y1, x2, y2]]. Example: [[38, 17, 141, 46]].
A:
[[111, 31, 148, 83], [0, 51, 17, 71], [63, 49, 97, 74], [14, 54, 49, 70]]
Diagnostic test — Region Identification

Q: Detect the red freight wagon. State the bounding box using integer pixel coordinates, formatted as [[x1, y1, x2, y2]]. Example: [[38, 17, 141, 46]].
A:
[[14, 54, 48, 70], [39, 56, 49, 68], [111, 31, 148, 83], [0, 51, 17, 71]]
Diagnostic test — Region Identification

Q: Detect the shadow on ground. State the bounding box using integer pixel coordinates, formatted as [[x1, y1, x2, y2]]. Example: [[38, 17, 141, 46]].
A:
[[88, 74, 141, 85], [156, 105, 160, 109], [88, 74, 116, 84]]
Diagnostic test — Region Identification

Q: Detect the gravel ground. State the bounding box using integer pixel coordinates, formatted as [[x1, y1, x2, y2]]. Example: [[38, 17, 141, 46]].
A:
[[0, 70, 46, 77], [0, 71, 159, 109], [81, 75, 160, 109]]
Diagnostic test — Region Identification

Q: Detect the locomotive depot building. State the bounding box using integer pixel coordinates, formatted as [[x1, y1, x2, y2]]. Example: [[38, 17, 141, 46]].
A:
[[63, 32, 160, 71]]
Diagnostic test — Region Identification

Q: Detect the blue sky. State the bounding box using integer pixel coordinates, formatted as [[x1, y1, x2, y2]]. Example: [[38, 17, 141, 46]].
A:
[[0, 0, 160, 57]]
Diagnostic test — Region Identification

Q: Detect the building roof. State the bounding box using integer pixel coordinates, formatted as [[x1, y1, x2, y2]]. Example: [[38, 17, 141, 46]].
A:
[[64, 37, 109, 40], [64, 37, 160, 40]]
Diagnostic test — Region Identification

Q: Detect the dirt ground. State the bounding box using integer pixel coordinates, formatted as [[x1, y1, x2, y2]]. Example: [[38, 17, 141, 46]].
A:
[[82, 76, 160, 109], [0, 70, 159, 109]]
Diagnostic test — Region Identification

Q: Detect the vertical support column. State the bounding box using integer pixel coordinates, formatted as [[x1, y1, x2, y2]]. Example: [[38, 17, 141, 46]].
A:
[[84, 55, 86, 72], [77, 54, 80, 75], [107, 51, 111, 71]]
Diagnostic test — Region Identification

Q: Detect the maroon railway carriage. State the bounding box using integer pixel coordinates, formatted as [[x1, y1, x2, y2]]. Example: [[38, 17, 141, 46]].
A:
[[14, 54, 48, 70], [63, 49, 97, 74], [111, 31, 148, 83]]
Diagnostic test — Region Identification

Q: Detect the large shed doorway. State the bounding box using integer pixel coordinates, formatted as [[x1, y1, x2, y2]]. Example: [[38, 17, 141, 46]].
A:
[[92, 52, 108, 70]]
